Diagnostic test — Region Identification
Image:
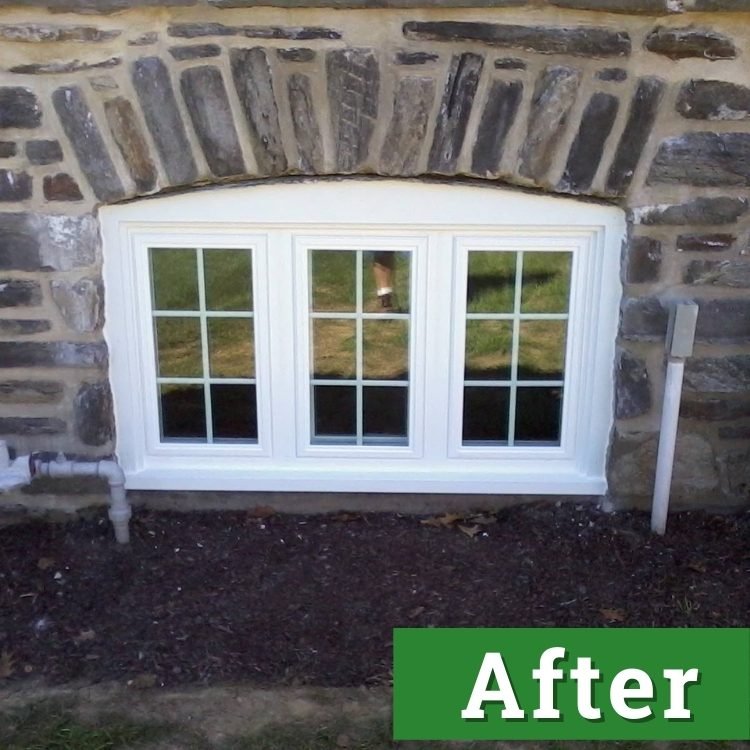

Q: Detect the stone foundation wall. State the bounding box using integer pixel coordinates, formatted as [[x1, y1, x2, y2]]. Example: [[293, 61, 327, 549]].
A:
[[0, 0, 748, 510]]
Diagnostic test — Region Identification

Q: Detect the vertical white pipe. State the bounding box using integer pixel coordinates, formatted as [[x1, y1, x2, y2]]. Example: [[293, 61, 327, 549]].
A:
[[651, 357, 685, 535]]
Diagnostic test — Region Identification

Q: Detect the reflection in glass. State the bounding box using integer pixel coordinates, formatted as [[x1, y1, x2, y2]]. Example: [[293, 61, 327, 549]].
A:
[[462, 387, 510, 443], [363, 320, 408, 380], [363, 251, 411, 313], [464, 320, 512, 380], [155, 317, 202, 377], [211, 384, 257, 440], [204, 249, 253, 311], [311, 251, 356, 312], [160, 384, 206, 440], [515, 387, 562, 443], [520, 252, 572, 313], [150, 248, 198, 310], [208, 318, 254, 378], [363, 386, 408, 438], [466, 251, 515, 314], [313, 385, 356, 438], [517, 321, 567, 381], [313, 319, 356, 379]]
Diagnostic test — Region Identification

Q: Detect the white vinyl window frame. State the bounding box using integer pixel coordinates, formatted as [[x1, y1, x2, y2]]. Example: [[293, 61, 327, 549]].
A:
[[102, 180, 624, 495]]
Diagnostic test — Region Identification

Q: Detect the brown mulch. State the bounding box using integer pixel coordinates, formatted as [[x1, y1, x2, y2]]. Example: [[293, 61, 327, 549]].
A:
[[0, 503, 748, 689]]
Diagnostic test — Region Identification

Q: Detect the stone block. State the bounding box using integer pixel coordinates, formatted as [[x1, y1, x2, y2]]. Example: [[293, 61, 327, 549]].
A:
[[718, 449, 750, 502], [231, 47, 288, 175], [682, 397, 750, 420], [676, 234, 735, 252], [168, 22, 340, 40], [12, 58, 120, 75], [644, 26, 737, 60], [169, 44, 221, 60], [50, 278, 102, 333], [615, 349, 651, 419], [636, 197, 747, 225], [0, 341, 107, 368], [396, 50, 438, 65], [181, 66, 245, 178], [0, 88, 41, 129], [402, 21, 631, 58], [685, 259, 750, 287], [0, 417, 66, 435], [0, 142, 16, 158], [471, 79, 522, 177], [494, 57, 526, 69], [277, 48, 316, 63], [0, 170, 31, 201], [620, 296, 668, 340], [0, 279, 41, 307], [0, 24, 120, 42], [43, 174, 83, 202], [624, 236, 661, 283], [676, 80, 750, 121], [104, 97, 157, 194], [132, 56, 197, 187], [129, 31, 158, 45], [75, 381, 114, 446], [0, 319, 49, 335], [685, 355, 750, 393], [0, 380, 63, 404], [694, 299, 750, 343], [287, 74, 324, 174], [597, 68, 627, 82], [718, 425, 750, 440], [519, 65, 581, 184], [25, 140, 62, 165]]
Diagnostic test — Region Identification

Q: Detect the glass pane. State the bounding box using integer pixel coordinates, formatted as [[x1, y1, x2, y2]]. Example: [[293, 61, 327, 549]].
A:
[[160, 384, 206, 440], [462, 387, 510, 443], [155, 317, 202, 377], [313, 385, 356, 437], [520, 252, 572, 313], [464, 320, 512, 380], [363, 251, 410, 313], [311, 250, 355, 312], [208, 318, 254, 378], [363, 386, 408, 439], [517, 321, 567, 381], [363, 320, 408, 380], [150, 248, 198, 310], [467, 251, 515, 313], [211, 384, 257, 440], [515, 387, 563, 443], [313, 319, 356, 379], [204, 249, 253, 311]]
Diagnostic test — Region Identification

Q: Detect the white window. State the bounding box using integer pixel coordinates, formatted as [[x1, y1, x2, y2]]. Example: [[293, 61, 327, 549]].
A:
[[102, 180, 624, 495]]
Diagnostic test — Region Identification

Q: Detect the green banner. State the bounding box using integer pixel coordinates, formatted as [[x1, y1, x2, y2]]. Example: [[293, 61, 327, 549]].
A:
[[393, 628, 750, 740]]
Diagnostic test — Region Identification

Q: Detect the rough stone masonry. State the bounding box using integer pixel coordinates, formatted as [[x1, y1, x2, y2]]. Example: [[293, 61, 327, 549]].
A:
[[0, 0, 748, 512]]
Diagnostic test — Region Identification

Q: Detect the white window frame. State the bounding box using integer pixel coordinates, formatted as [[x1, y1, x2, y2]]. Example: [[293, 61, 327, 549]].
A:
[[102, 180, 624, 495]]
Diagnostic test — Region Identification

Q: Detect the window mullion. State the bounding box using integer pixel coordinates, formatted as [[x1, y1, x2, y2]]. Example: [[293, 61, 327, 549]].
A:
[[355, 250, 364, 446], [507, 250, 524, 447], [196, 248, 214, 443]]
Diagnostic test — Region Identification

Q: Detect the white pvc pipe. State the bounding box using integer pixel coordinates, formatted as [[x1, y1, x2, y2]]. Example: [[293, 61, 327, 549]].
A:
[[651, 357, 685, 535]]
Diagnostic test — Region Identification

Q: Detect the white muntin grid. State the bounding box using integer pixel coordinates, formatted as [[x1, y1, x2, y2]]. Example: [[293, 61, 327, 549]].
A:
[[462, 249, 570, 447], [151, 246, 257, 444], [308, 248, 411, 447]]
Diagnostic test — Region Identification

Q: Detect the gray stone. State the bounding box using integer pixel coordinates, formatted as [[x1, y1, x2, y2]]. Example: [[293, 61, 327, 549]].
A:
[[209, 0, 523, 5], [0, 380, 63, 404], [597, 67, 627, 82], [676, 80, 750, 121], [0, 88, 41, 129], [519, 65, 581, 184], [0, 279, 41, 307], [104, 97, 157, 194], [231, 48, 287, 176], [644, 26, 737, 60], [287, 74, 324, 174], [0, 170, 31, 201], [685, 355, 750, 393], [11, 58, 120, 75], [605, 77, 665, 195], [695, 299, 750, 343], [718, 425, 750, 440], [685, 259, 750, 287], [395, 50, 439, 65], [682, 397, 750, 421], [620, 297, 668, 340], [624, 236, 661, 283], [129, 32, 158, 45], [648, 132, 750, 187], [559, 92, 619, 193], [0, 142, 16, 158], [0, 319, 50, 335], [636, 197, 748, 225], [429, 52, 483, 173], [52, 86, 124, 203], [168, 22, 340, 40], [0, 24, 120, 42], [89, 75, 119, 92], [277, 48, 316, 63], [0, 417, 66, 435], [75, 381, 113, 446], [43, 174, 84, 202], [169, 44, 221, 60], [471, 79, 522, 176], [327, 48, 380, 173], [0, 0, 196, 9], [402, 21, 630, 58], [381, 76, 436, 176], [132, 56, 197, 187], [181, 66, 245, 178], [25, 140, 62, 165], [50, 278, 102, 333], [551, 0, 670, 10], [494, 57, 526, 70], [0, 341, 107, 368], [615, 349, 651, 419], [718, 449, 750, 502], [676, 234, 735, 252]]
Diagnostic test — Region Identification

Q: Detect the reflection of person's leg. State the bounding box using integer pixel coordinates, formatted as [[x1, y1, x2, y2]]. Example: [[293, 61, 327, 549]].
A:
[[373, 251, 395, 310]]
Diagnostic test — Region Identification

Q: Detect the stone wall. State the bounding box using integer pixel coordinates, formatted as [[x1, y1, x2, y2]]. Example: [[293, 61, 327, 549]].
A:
[[0, 1, 748, 510]]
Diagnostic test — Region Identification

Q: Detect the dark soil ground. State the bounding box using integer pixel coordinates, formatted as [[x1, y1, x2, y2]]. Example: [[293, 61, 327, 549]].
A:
[[0, 503, 748, 689]]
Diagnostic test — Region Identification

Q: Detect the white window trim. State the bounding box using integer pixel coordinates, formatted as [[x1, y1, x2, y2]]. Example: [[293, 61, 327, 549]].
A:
[[102, 180, 624, 496]]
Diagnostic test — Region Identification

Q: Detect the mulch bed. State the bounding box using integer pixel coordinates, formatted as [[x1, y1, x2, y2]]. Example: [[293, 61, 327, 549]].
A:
[[0, 503, 748, 688]]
